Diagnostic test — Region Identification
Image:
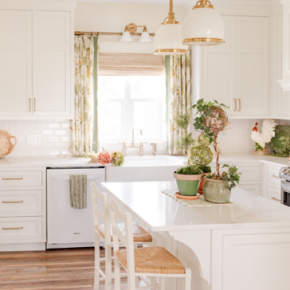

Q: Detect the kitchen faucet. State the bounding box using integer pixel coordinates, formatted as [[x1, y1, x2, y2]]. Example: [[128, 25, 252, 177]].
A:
[[126, 128, 145, 156], [131, 128, 142, 147]]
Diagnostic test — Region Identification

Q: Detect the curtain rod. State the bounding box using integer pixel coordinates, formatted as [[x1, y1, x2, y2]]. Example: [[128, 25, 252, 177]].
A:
[[75, 31, 155, 37]]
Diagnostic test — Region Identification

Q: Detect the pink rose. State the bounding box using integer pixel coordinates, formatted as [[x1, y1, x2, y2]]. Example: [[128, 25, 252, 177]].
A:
[[98, 151, 111, 166]]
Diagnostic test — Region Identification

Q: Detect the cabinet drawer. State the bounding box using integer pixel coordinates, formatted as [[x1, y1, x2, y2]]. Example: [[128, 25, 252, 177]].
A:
[[236, 184, 261, 195], [267, 185, 281, 202], [0, 216, 43, 243], [266, 166, 281, 186], [0, 190, 43, 216], [0, 171, 42, 188], [238, 166, 261, 182]]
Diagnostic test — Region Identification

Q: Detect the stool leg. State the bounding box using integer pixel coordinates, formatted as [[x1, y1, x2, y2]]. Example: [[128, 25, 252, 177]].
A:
[[94, 233, 100, 290], [105, 239, 112, 290], [114, 255, 121, 290], [160, 277, 166, 290], [134, 243, 139, 288], [185, 269, 191, 290]]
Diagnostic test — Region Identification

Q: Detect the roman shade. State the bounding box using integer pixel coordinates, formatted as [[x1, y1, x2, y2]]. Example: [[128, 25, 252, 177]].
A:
[[99, 53, 165, 76]]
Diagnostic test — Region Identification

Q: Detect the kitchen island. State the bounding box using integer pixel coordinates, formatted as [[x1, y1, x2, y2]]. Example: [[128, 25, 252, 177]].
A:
[[103, 181, 290, 290]]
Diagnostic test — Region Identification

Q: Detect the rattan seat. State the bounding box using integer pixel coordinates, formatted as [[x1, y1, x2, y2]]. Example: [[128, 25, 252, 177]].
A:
[[115, 247, 186, 274], [95, 222, 152, 243]]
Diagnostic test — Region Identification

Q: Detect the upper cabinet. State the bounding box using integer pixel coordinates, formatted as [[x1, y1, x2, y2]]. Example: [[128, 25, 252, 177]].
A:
[[33, 12, 71, 117], [272, 12, 290, 119], [201, 16, 270, 118], [279, 0, 290, 91], [0, 11, 32, 118], [0, 1, 75, 120]]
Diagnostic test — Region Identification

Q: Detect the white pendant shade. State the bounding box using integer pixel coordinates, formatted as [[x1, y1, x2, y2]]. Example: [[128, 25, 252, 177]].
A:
[[182, 7, 225, 46], [139, 31, 151, 43], [120, 31, 133, 42], [154, 24, 188, 55]]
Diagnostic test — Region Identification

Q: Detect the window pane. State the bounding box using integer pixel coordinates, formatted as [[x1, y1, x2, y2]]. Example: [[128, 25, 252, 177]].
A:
[[134, 102, 158, 139], [99, 102, 121, 139], [130, 76, 165, 99], [98, 76, 125, 99]]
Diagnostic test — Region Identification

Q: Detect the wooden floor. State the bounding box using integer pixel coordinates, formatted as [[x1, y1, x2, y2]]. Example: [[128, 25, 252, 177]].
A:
[[0, 247, 126, 290]]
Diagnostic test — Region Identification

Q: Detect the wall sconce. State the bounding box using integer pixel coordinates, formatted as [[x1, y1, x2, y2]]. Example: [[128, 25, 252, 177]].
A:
[[120, 23, 152, 43]]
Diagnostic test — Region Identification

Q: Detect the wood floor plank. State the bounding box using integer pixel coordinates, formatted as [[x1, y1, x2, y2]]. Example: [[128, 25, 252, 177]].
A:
[[0, 248, 128, 290]]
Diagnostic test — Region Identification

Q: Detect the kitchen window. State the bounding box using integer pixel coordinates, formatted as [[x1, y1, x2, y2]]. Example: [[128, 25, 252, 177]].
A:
[[98, 75, 166, 143]]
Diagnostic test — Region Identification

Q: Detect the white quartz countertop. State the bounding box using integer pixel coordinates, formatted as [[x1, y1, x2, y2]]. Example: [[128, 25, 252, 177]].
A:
[[0, 153, 289, 168], [0, 156, 99, 168], [103, 181, 290, 231]]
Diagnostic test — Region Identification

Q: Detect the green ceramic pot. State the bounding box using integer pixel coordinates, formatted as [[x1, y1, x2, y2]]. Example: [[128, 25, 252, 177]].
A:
[[203, 178, 231, 203], [174, 172, 202, 196]]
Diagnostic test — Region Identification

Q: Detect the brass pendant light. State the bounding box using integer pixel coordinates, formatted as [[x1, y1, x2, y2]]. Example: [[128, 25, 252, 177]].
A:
[[153, 0, 188, 55], [182, 0, 225, 46]]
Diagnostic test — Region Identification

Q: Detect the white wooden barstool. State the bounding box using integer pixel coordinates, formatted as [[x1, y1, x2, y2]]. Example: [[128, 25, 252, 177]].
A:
[[90, 182, 156, 290], [110, 198, 192, 290]]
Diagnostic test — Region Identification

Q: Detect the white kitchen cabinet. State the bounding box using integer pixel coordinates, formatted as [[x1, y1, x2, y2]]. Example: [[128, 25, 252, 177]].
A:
[[0, 168, 46, 252], [202, 16, 270, 118], [273, 13, 290, 118], [0, 11, 32, 118], [0, 3, 74, 120], [33, 11, 71, 117], [236, 184, 261, 195], [202, 16, 237, 116]]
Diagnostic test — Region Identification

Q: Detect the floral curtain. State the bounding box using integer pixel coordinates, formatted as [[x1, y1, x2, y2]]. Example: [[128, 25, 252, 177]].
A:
[[167, 49, 192, 155], [71, 35, 94, 156]]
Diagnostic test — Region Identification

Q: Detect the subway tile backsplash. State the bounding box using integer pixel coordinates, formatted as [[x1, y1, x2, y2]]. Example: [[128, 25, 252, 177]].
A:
[[0, 119, 289, 157], [0, 120, 71, 157]]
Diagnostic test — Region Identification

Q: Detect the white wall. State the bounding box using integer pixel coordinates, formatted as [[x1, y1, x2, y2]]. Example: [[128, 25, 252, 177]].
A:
[[75, 2, 187, 53]]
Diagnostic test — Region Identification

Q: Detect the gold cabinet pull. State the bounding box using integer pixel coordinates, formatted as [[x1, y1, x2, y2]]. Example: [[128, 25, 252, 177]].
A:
[[238, 99, 241, 111], [2, 227, 23, 230], [34, 98, 36, 112], [2, 178, 23, 181], [272, 197, 280, 202], [29, 98, 31, 112], [2, 201, 23, 204], [234, 99, 237, 111]]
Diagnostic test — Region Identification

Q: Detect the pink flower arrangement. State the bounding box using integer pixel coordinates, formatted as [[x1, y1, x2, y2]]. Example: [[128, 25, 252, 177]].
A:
[[97, 151, 111, 166], [87, 150, 125, 166]]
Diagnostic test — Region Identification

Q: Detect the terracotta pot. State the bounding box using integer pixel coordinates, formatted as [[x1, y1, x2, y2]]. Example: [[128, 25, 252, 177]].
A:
[[174, 172, 202, 196], [198, 173, 211, 194]]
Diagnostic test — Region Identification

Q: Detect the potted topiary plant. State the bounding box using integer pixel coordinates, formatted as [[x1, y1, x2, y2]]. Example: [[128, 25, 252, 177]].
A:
[[188, 133, 214, 194], [174, 165, 203, 197], [191, 99, 238, 203], [203, 165, 240, 203]]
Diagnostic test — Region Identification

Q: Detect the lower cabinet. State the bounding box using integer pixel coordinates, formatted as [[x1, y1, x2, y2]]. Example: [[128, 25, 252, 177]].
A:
[[0, 169, 46, 252], [267, 185, 281, 202], [236, 184, 261, 195], [0, 216, 43, 243]]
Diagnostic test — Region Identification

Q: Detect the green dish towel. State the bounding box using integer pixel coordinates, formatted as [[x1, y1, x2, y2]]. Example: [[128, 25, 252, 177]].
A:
[[69, 175, 87, 209]]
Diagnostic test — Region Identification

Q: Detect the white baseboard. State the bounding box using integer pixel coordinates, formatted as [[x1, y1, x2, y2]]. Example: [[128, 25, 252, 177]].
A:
[[0, 242, 46, 252]]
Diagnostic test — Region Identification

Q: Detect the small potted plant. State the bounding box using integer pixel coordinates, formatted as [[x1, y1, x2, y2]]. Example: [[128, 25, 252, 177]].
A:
[[204, 164, 240, 203], [191, 99, 235, 203], [174, 165, 203, 196]]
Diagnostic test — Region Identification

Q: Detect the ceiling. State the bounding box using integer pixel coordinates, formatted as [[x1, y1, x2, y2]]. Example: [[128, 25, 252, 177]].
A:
[[77, 0, 190, 5]]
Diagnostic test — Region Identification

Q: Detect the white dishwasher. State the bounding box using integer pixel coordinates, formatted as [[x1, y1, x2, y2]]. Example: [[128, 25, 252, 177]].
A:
[[47, 167, 105, 249]]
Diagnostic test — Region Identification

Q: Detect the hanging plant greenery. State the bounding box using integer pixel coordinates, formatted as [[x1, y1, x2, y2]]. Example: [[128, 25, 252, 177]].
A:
[[174, 113, 191, 130], [176, 132, 195, 153]]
